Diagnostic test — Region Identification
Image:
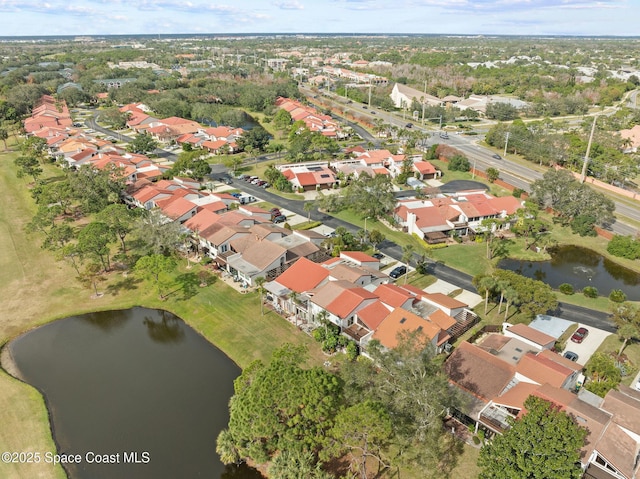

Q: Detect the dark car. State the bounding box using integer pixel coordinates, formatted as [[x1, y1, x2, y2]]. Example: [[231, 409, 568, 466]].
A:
[[563, 351, 579, 362], [571, 327, 589, 344], [272, 215, 287, 224], [405, 123, 413, 128], [269, 207, 281, 214], [389, 265, 407, 280], [372, 252, 384, 260], [492, 154, 502, 160]]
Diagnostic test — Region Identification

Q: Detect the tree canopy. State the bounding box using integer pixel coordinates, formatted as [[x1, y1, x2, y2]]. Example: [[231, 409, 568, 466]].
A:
[[218, 344, 342, 464], [478, 396, 587, 479]]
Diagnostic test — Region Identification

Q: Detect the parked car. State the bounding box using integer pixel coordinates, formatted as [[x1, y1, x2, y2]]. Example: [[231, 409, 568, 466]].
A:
[[635, 379, 640, 391], [261, 182, 270, 188], [389, 265, 407, 279], [372, 252, 384, 260], [251, 178, 261, 185], [269, 207, 281, 214], [256, 180, 267, 186], [237, 174, 247, 180], [405, 123, 413, 128], [230, 193, 241, 198], [563, 351, 579, 362], [571, 327, 589, 343], [272, 215, 287, 224], [492, 154, 502, 160]]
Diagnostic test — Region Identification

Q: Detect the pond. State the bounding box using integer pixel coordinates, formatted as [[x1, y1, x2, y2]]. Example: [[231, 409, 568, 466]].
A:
[[498, 245, 640, 301], [7, 307, 263, 479]]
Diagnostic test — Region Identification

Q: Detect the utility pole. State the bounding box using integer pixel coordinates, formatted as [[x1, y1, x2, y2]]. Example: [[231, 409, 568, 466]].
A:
[[580, 116, 597, 183], [421, 80, 427, 126], [503, 132, 510, 157]]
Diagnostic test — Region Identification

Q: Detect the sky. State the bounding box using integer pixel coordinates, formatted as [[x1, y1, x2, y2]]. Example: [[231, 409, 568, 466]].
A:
[[0, 0, 638, 37]]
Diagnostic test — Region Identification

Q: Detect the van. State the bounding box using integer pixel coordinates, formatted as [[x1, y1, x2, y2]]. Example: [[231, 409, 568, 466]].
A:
[[238, 194, 255, 205]]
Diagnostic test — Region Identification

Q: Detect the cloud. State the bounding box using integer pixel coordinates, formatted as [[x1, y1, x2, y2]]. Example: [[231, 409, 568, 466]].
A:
[[274, 0, 304, 9], [411, 0, 625, 14]]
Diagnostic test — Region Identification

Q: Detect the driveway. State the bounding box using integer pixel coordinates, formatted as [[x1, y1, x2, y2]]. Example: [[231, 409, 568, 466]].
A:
[[561, 324, 612, 366]]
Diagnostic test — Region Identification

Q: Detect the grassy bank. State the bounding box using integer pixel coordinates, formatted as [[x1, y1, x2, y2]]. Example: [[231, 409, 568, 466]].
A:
[[0, 145, 322, 479]]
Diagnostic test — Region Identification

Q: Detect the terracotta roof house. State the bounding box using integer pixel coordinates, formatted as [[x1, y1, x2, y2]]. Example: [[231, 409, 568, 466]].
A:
[[155, 196, 198, 223], [308, 280, 378, 328], [339, 251, 381, 270], [372, 307, 449, 351], [279, 164, 338, 191], [374, 283, 414, 309], [183, 209, 221, 234]]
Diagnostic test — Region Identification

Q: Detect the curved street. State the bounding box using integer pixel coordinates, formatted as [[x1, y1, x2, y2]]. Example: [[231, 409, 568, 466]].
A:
[[87, 110, 615, 332]]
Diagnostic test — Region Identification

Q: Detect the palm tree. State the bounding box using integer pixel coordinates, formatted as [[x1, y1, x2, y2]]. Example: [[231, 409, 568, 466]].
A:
[[303, 201, 313, 223], [477, 275, 497, 315], [503, 287, 520, 320], [255, 276, 266, 316], [401, 244, 415, 284], [496, 280, 510, 315]]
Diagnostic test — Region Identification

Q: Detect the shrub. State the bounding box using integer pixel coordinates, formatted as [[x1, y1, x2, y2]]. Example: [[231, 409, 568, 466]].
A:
[[570, 214, 597, 237], [472, 435, 481, 445], [345, 341, 359, 361], [448, 154, 471, 172], [607, 235, 640, 259], [583, 286, 599, 298], [558, 283, 574, 295], [512, 188, 524, 198], [609, 289, 627, 303]]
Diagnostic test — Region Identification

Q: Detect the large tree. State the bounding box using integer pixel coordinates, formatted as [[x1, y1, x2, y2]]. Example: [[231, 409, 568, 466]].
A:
[[134, 254, 177, 299], [478, 396, 587, 479], [68, 164, 125, 215], [341, 332, 461, 475], [343, 173, 396, 220], [218, 344, 342, 465], [127, 133, 158, 155], [77, 221, 115, 271], [97, 204, 137, 254], [531, 169, 615, 230]]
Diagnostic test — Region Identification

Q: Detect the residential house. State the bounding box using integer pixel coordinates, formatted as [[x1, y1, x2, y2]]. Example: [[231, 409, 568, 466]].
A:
[[371, 307, 450, 351]]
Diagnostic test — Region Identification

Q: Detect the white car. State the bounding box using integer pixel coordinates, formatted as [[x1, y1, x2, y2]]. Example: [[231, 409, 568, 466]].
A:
[[635, 379, 640, 391]]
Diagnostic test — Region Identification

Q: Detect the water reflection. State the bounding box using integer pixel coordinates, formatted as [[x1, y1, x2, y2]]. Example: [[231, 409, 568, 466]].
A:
[[143, 310, 185, 344], [498, 245, 640, 300], [9, 308, 261, 479]]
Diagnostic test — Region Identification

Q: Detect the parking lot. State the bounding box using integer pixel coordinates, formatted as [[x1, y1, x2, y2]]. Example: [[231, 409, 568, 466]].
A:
[[561, 323, 612, 366]]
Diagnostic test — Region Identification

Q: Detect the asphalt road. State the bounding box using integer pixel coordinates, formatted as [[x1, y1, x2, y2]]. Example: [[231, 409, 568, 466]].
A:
[[306, 89, 639, 237], [86, 108, 615, 332], [232, 177, 614, 332]]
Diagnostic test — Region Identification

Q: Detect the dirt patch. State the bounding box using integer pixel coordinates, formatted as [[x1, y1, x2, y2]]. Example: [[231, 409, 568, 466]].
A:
[[0, 343, 23, 381]]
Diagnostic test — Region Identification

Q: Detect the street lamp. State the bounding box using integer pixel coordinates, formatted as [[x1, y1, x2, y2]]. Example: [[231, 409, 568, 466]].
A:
[[363, 217, 370, 244]]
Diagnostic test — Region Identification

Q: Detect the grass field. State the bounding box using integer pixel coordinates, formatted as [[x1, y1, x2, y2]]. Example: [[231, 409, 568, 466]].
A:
[[0, 143, 323, 479]]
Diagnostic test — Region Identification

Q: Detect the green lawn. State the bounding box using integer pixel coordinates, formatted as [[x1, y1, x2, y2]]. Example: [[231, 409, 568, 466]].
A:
[[0, 143, 323, 479], [328, 209, 428, 253]]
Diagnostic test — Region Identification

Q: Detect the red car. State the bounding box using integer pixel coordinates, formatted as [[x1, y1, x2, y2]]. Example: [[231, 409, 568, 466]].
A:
[[571, 327, 589, 343]]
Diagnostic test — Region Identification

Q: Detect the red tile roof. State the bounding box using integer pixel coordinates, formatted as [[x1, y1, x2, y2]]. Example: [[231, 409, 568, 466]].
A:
[[374, 283, 413, 308], [515, 353, 573, 388], [340, 251, 380, 263], [355, 300, 391, 330], [275, 257, 330, 293], [373, 308, 443, 349]]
